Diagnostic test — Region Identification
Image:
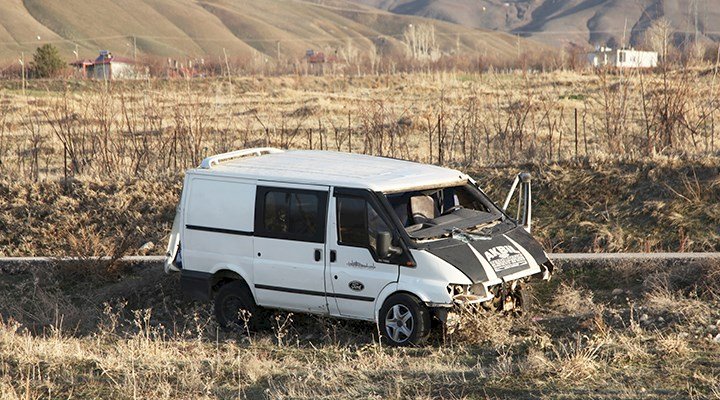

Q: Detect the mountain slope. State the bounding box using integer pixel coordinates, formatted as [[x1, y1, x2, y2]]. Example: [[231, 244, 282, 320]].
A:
[[352, 0, 720, 48], [0, 0, 541, 64]]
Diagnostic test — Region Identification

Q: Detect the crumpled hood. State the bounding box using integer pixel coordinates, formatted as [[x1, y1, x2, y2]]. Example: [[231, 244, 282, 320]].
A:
[[422, 226, 551, 284]]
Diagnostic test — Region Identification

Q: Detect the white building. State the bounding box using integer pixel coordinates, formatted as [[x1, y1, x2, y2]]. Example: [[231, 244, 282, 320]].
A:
[[588, 47, 658, 68], [78, 50, 137, 80]]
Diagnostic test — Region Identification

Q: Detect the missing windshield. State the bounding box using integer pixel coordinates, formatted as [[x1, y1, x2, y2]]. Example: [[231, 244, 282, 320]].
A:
[[384, 183, 502, 240]]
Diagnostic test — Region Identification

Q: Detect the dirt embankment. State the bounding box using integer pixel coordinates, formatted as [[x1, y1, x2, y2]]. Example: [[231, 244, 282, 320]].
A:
[[0, 160, 717, 257], [0, 176, 181, 257], [478, 159, 720, 253], [0, 157, 719, 398]]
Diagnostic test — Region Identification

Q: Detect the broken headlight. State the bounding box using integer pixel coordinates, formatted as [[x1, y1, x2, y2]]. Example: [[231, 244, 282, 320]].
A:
[[448, 283, 489, 304]]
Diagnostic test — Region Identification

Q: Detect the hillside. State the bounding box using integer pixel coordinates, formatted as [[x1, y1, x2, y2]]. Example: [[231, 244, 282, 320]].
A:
[[0, 0, 537, 64], [352, 0, 720, 48]]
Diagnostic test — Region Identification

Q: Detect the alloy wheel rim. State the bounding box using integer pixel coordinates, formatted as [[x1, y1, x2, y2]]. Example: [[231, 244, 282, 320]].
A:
[[384, 304, 414, 343]]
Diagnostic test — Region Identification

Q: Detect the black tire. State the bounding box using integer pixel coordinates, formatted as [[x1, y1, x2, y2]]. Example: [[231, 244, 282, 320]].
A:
[[378, 293, 431, 346], [214, 280, 261, 331], [513, 283, 533, 314]]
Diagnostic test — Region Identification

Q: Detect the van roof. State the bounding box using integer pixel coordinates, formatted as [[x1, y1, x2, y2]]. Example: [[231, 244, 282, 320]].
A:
[[193, 150, 468, 192]]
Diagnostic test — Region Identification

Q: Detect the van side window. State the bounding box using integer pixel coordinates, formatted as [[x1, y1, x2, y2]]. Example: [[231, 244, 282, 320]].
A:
[[337, 195, 391, 257], [256, 188, 327, 243]]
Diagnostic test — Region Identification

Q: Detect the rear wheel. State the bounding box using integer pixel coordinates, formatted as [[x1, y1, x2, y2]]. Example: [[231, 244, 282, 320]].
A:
[[214, 280, 261, 331], [378, 293, 431, 346]]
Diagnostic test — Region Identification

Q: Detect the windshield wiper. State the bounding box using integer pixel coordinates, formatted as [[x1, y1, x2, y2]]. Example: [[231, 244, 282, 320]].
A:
[[439, 205, 463, 216], [448, 227, 491, 243]]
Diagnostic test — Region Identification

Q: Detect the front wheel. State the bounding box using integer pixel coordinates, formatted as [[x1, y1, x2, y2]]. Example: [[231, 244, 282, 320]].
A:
[[378, 293, 431, 346], [511, 282, 533, 314]]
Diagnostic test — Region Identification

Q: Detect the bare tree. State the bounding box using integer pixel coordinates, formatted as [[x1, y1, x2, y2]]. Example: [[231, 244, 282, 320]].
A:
[[645, 18, 674, 65], [402, 24, 441, 62], [339, 39, 359, 66]]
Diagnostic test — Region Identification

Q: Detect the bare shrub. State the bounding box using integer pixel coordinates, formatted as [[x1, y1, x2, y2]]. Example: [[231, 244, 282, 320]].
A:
[[656, 333, 691, 358], [0, 71, 718, 184], [490, 348, 516, 380], [550, 282, 596, 315], [548, 336, 605, 383], [643, 272, 712, 325], [448, 305, 514, 347], [608, 329, 653, 364], [272, 312, 294, 347], [0, 266, 82, 332]]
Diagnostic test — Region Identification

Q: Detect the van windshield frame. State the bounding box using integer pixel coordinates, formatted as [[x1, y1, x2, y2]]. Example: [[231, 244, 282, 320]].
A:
[[380, 182, 505, 240]]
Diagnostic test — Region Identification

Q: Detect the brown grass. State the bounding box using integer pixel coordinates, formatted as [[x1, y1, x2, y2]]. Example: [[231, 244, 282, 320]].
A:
[[1, 71, 718, 256], [0, 70, 719, 398], [1, 69, 719, 183], [0, 260, 718, 398], [550, 282, 596, 315], [1, 159, 718, 258]]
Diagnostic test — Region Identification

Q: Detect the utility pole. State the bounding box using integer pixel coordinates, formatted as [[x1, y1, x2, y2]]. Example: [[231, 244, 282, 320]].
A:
[[133, 35, 137, 61], [19, 52, 25, 96], [276, 40, 281, 61], [694, 0, 699, 45], [684, 1, 692, 44], [222, 48, 233, 88]]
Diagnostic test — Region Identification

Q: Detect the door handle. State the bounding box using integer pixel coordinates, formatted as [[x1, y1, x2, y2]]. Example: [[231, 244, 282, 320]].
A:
[[314, 249, 322, 262], [330, 250, 337, 263]]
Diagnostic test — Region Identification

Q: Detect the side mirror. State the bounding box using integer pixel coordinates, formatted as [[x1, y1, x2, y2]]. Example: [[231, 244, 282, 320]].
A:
[[376, 231, 402, 259], [376, 231, 392, 258]]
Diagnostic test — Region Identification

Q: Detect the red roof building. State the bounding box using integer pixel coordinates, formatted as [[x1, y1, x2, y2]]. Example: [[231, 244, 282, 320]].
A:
[[70, 50, 137, 80]]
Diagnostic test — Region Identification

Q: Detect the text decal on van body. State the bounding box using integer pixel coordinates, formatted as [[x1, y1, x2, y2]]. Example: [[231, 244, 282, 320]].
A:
[[483, 245, 528, 272], [347, 261, 375, 270]]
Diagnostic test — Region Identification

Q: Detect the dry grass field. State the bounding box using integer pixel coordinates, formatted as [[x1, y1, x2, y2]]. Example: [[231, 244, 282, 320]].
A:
[[0, 70, 719, 399], [0, 160, 718, 259], [1, 69, 718, 182], [0, 258, 719, 399], [0, 69, 718, 256]]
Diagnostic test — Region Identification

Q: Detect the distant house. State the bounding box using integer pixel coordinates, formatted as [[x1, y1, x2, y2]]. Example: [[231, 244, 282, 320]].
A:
[[70, 50, 137, 79], [166, 58, 206, 79], [588, 47, 658, 68], [69, 59, 94, 78], [305, 49, 338, 64]]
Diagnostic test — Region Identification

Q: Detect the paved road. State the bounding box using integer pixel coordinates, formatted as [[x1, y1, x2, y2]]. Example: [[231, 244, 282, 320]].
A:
[[549, 252, 720, 260]]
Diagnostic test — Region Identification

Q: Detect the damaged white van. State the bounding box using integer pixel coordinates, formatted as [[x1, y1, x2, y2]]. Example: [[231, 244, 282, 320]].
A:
[[165, 148, 553, 346]]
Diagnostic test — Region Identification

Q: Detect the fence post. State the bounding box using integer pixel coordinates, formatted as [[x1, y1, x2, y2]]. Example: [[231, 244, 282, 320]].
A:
[[347, 110, 352, 153], [437, 114, 442, 165], [582, 110, 588, 158], [63, 145, 68, 182], [574, 108, 578, 159]]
